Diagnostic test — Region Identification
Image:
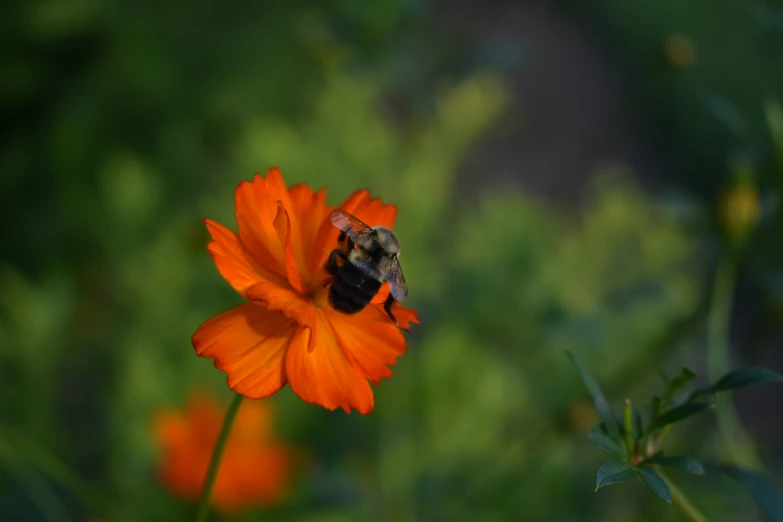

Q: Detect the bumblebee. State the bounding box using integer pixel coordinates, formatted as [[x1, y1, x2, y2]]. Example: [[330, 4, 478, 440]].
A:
[[324, 209, 409, 330]]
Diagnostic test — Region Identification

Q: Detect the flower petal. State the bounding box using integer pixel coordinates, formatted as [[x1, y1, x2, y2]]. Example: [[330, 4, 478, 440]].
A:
[[272, 201, 307, 294], [370, 284, 390, 304], [288, 184, 329, 277], [265, 168, 311, 278], [355, 192, 397, 229], [235, 174, 286, 273], [325, 305, 406, 385], [388, 306, 419, 330], [204, 218, 286, 297], [192, 303, 294, 399], [309, 189, 398, 274], [285, 309, 374, 414], [152, 408, 191, 450], [231, 396, 275, 443], [215, 444, 292, 513], [246, 282, 317, 352], [365, 286, 419, 330]]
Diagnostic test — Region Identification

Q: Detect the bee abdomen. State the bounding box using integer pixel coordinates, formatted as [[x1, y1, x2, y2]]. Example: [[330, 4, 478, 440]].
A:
[[328, 262, 382, 314]]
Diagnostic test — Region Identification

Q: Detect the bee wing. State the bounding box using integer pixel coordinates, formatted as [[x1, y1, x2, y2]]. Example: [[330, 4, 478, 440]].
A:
[[386, 256, 408, 302], [330, 209, 376, 247]]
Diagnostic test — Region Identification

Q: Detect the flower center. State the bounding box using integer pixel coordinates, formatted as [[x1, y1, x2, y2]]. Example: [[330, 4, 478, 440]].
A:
[[306, 269, 333, 310]]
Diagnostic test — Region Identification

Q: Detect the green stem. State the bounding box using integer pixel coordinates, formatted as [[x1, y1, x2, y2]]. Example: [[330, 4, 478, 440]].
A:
[[623, 399, 635, 459], [706, 258, 761, 469], [196, 393, 243, 522], [0, 432, 115, 517], [657, 468, 710, 522]]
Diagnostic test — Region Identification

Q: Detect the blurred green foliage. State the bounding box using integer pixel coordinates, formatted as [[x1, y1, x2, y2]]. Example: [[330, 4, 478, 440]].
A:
[[566, 0, 783, 196], [2, 0, 783, 521]]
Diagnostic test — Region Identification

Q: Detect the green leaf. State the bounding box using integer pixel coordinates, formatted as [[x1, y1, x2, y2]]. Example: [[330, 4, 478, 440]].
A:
[[637, 467, 672, 504], [648, 455, 704, 475], [721, 466, 783, 522], [587, 430, 626, 460], [710, 367, 783, 393], [663, 367, 696, 405], [565, 350, 621, 441], [644, 402, 712, 435], [685, 386, 711, 403], [595, 460, 638, 491]]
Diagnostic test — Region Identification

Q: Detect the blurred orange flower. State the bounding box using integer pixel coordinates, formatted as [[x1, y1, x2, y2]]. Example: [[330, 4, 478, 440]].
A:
[[192, 168, 419, 414], [153, 391, 294, 514]]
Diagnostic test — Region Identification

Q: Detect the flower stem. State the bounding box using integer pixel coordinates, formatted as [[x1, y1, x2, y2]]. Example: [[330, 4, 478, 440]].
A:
[[657, 468, 710, 522], [706, 257, 761, 469], [196, 393, 244, 522]]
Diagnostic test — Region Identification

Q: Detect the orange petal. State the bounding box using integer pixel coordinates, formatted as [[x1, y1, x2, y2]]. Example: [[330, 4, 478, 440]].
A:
[[285, 310, 374, 414], [234, 174, 285, 273], [184, 390, 225, 442], [354, 193, 397, 230], [389, 306, 419, 330], [370, 284, 390, 304], [231, 397, 274, 443], [288, 184, 328, 277], [152, 408, 190, 448], [367, 286, 419, 330], [265, 168, 310, 276], [272, 201, 307, 293], [309, 189, 398, 274], [192, 303, 294, 399], [246, 282, 317, 352], [326, 305, 406, 385], [204, 218, 286, 297]]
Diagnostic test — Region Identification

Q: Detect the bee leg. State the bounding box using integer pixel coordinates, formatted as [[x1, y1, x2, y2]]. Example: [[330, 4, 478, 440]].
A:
[[325, 249, 348, 275], [383, 294, 409, 332]]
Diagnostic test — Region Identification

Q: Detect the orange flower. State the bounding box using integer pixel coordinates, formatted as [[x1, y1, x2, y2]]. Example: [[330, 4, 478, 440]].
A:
[[152, 390, 295, 514], [192, 168, 419, 414]]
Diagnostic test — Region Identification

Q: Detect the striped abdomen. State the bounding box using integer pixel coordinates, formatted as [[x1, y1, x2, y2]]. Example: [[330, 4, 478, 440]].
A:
[[328, 261, 382, 314]]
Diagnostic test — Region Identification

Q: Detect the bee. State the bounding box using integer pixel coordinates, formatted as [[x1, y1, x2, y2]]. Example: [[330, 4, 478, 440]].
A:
[[324, 209, 409, 330]]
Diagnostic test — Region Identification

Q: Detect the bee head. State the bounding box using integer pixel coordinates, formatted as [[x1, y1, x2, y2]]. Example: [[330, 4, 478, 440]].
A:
[[372, 226, 401, 256]]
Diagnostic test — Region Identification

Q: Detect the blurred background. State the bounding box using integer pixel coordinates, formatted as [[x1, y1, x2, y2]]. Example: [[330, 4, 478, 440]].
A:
[[2, 0, 783, 520]]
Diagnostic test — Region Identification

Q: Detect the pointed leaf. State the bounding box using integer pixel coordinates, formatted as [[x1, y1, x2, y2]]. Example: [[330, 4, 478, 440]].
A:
[[685, 386, 711, 403], [648, 455, 705, 475], [587, 430, 626, 460], [637, 467, 672, 504], [644, 402, 712, 435], [595, 460, 638, 490], [721, 466, 783, 522], [710, 367, 783, 393], [663, 367, 696, 405], [566, 350, 621, 441]]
